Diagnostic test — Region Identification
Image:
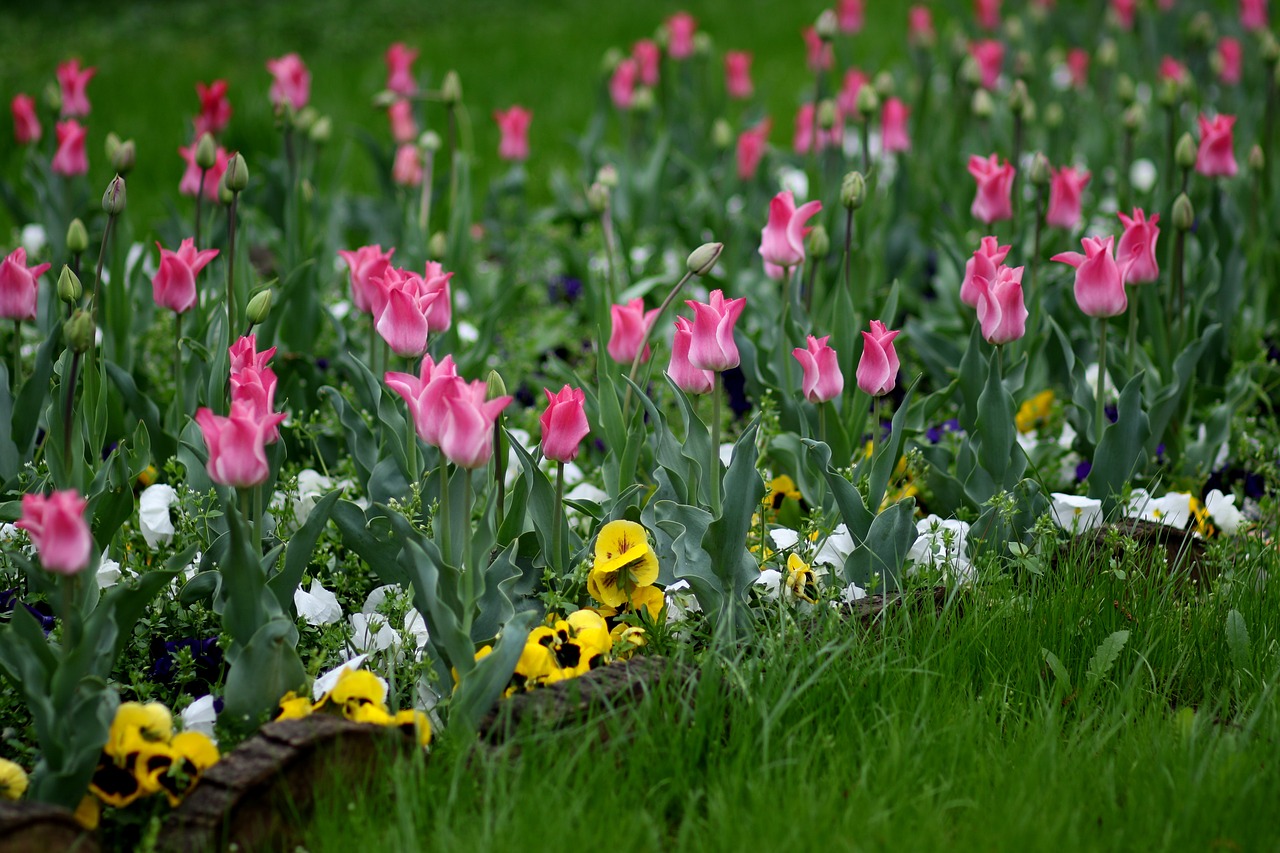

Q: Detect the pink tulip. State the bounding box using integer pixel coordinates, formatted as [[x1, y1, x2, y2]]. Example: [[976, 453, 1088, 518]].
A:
[[908, 7, 934, 46], [179, 142, 229, 202], [609, 59, 639, 110], [540, 385, 590, 463], [52, 120, 88, 177], [1046, 166, 1091, 230], [338, 245, 395, 316], [685, 289, 747, 372], [229, 334, 277, 375], [152, 239, 220, 315], [1159, 56, 1189, 85], [880, 98, 911, 153], [230, 365, 282, 444], [974, 0, 1002, 29], [736, 119, 770, 180], [1116, 209, 1160, 284], [970, 40, 1004, 89], [11, 95, 40, 145], [668, 317, 715, 395], [793, 103, 842, 155], [385, 43, 419, 97], [1217, 37, 1242, 86], [803, 27, 834, 73], [388, 100, 417, 144], [725, 52, 754, 100], [1066, 49, 1089, 89], [0, 249, 51, 322], [759, 191, 823, 270], [1196, 114, 1237, 178], [837, 68, 869, 117], [374, 267, 438, 358], [385, 354, 459, 447], [1052, 235, 1127, 318], [857, 320, 901, 397], [1242, 0, 1269, 30], [960, 236, 1011, 308], [421, 261, 453, 333], [194, 80, 232, 138], [793, 335, 844, 403], [1111, 0, 1136, 28], [56, 59, 96, 118], [195, 401, 285, 489], [838, 0, 864, 33], [438, 379, 512, 469], [666, 12, 696, 60], [967, 154, 1016, 224], [633, 39, 661, 86], [17, 491, 92, 576], [392, 144, 423, 187], [607, 298, 660, 364], [975, 265, 1028, 345], [493, 106, 531, 162], [266, 53, 310, 111]]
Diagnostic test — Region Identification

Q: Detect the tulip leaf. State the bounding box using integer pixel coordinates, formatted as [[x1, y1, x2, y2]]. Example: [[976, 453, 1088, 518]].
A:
[[14, 324, 64, 456], [507, 427, 576, 573], [449, 609, 535, 736], [221, 616, 306, 734], [866, 381, 916, 514], [957, 325, 985, 433], [842, 498, 917, 591], [974, 350, 1021, 491], [807, 438, 874, 539], [701, 419, 764, 630], [650, 499, 717, 607], [320, 386, 378, 488], [269, 490, 340, 615], [1087, 373, 1149, 510], [0, 365, 21, 482]]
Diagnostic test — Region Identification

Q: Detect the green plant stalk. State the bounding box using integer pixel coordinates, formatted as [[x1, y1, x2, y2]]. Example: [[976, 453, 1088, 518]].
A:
[[1096, 318, 1108, 449], [860, 119, 871, 176], [238, 488, 254, 558], [459, 467, 475, 644], [493, 419, 507, 535], [622, 268, 695, 420], [194, 167, 207, 248], [1125, 299, 1138, 378], [1172, 229, 1186, 348], [1120, 128, 1134, 213], [61, 348, 80, 464], [601, 198, 621, 305], [174, 312, 183, 432], [553, 460, 565, 575], [58, 573, 81, 651], [418, 147, 436, 245], [90, 211, 116, 328], [711, 370, 722, 517], [226, 192, 239, 379], [438, 454, 452, 567], [9, 320, 19, 389], [1011, 113, 1023, 222], [1163, 107, 1176, 202]]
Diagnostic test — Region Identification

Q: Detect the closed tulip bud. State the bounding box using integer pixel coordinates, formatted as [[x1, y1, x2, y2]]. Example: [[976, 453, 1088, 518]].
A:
[[1030, 152, 1052, 186], [294, 106, 319, 133], [595, 164, 619, 188], [486, 369, 507, 400], [225, 152, 249, 192], [102, 175, 126, 215], [64, 309, 95, 353], [841, 171, 866, 209], [372, 90, 400, 108], [1188, 13, 1215, 47], [104, 132, 121, 165], [971, 89, 995, 120], [874, 71, 895, 100], [1175, 133, 1197, 169], [1249, 144, 1265, 174], [817, 99, 839, 130], [1009, 80, 1030, 116], [217, 178, 235, 206], [601, 47, 624, 74], [1004, 17, 1025, 43], [112, 139, 136, 174], [1158, 77, 1181, 108], [1097, 38, 1119, 69], [309, 116, 332, 144], [1172, 194, 1194, 231], [806, 224, 830, 259], [1122, 104, 1145, 133], [57, 265, 82, 304], [960, 55, 984, 88], [815, 9, 838, 41], [587, 182, 609, 213], [195, 132, 217, 170], [420, 130, 442, 152], [712, 118, 734, 150], [1262, 32, 1280, 66], [1116, 74, 1136, 106], [66, 218, 89, 255], [693, 32, 712, 56], [1044, 103, 1064, 129], [632, 87, 655, 112], [856, 85, 880, 119], [441, 71, 462, 107], [429, 231, 448, 258], [43, 81, 62, 113], [246, 289, 272, 326], [687, 241, 723, 276]]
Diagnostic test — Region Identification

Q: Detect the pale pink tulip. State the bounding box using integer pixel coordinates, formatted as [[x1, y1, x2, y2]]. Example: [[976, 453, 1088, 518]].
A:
[[803, 27, 834, 72], [838, 0, 864, 33], [1196, 114, 1238, 178], [668, 317, 715, 395], [266, 53, 310, 111], [56, 59, 96, 118], [1116, 209, 1160, 284], [52, 121, 88, 176], [17, 491, 92, 576], [685, 290, 747, 372], [438, 379, 512, 469], [540, 385, 590, 463], [388, 100, 417, 144], [1217, 37, 1242, 86], [385, 43, 419, 96], [195, 401, 286, 489], [0, 248, 51, 321], [960, 237, 1011, 308], [971, 40, 1004, 89], [493, 106, 531, 162], [967, 154, 1015, 224], [666, 12, 697, 60], [392, 144, 423, 187], [880, 98, 910, 153], [385, 354, 459, 447], [1052, 236, 1128, 318], [759, 190, 822, 270], [857, 320, 900, 397], [421, 262, 453, 334], [608, 298, 660, 364], [1067, 49, 1089, 89], [610, 59, 639, 110], [1046, 166, 1091, 230], [374, 267, 438, 358], [975, 265, 1028, 345], [908, 7, 934, 46], [736, 119, 770, 180], [974, 0, 1001, 29], [338, 245, 395, 316], [179, 142, 229, 202], [633, 39, 661, 86], [793, 335, 844, 403], [229, 334, 277, 375], [11, 95, 40, 145], [725, 52, 753, 100], [837, 68, 870, 117], [1241, 0, 1269, 30], [152, 239, 220, 315]]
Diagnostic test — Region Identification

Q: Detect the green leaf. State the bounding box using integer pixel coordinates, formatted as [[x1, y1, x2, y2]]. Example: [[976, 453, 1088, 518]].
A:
[[956, 325, 985, 433], [1225, 609, 1251, 673], [1087, 374, 1150, 511], [449, 609, 535, 735], [506, 431, 568, 572], [1041, 648, 1072, 692], [843, 498, 917, 590], [269, 491, 340, 614], [0, 364, 21, 481], [1085, 629, 1130, 687], [700, 419, 764, 632], [220, 617, 307, 734], [974, 351, 1019, 491]]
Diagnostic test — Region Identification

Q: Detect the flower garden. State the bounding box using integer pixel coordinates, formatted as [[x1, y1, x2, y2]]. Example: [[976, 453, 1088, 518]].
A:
[[2, 0, 1280, 849]]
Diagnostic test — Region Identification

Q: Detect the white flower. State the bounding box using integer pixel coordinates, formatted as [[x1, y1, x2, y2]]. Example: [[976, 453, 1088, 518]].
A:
[[1085, 363, 1115, 400], [404, 609, 430, 648], [768, 528, 800, 551], [812, 524, 855, 568], [183, 551, 203, 581], [1050, 493, 1104, 533], [293, 469, 333, 525], [294, 579, 342, 626], [565, 482, 608, 504], [180, 695, 219, 742], [665, 579, 702, 623], [754, 569, 783, 600], [458, 321, 480, 344], [1128, 490, 1193, 529], [777, 166, 809, 201], [362, 584, 403, 614], [1205, 489, 1243, 535], [313, 654, 387, 701], [349, 612, 398, 653], [839, 582, 867, 603], [907, 515, 974, 584], [1129, 159, 1157, 194], [138, 484, 179, 548], [330, 300, 352, 321], [97, 557, 122, 589], [718, 443, 735, 468], [20, 224, 46, 257]]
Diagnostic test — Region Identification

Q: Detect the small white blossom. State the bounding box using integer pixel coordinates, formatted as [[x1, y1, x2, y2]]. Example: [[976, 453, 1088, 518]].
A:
[[1050, 493, 1104, 533], [139, 484, 179, 548], [294, 579, 342, 626]]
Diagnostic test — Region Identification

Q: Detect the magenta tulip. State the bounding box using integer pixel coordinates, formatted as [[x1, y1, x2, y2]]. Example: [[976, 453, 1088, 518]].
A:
[[421, 262, 453, 334], [967, 154, 1015, 224], [1111, 0, 1136, 28], [607, 298, 660, 364], [686, 290, 747, 372], [229, 366, 282, 444], [837, 68, 870, 117], [1046, 166, 1091, 230], [793, 103, 842, 155], [1116, 209, 1160, 284], [667, 317, 715, 395], [52, 120, 88, 177], [194, 80, 232, 138], [438, 379, 513, 469], [803, 27, 834, 72], [838, 0, 864, 32], [1052, 235, 1128, 318], [970, 40, 1004, 89], [908, 6, 934, 45], [736, 119, 770, 180], [0, 248, 51, 321], [152, 239, 220, 315], [1195, 114, 1238, 178], [391, 144, 423, 187], [857, 320, 901, 397], [1217, 37, 1243, 86], [960, 236, 1011, 308], [759, 190, 823, 270], [494, 106, 532, 162], [385, 354, 459, 447], [725, 52, 753, 100], [609, 59, 639, 110], [56, 59, 96, 118], [540, 385, 590, 463], [975, 265, 1028, 345], [338, 245, 395, 316], [17, 490, 92, 576], [388, 100, 417, 144], [11, 95, 40, 145], [633, 39, 661, 86], [666, 12, 696, 60], [374, 268, 438, 358], [1067, 49, 1089, 89], [1159, 56, 1189, 85], [179, 142, 229, 202], [974, 0, 1001, 29], [793, 335, 844, 403], [1241, 0, 1269, 30], [229, 334, 277, 375], [195, 401, 286, 489], [266, 53, 310, 111], [385, 43, 419, 96], [880, 98, 911, 154]]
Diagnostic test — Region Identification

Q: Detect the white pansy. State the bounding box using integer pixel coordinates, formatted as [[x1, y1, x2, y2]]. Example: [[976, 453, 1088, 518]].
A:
[[718, 443, 736, 468], [458, 321, 480, 343], [404, 609, 430, 648], [777, 166, 809, 200], [565, 482, 609, 505], [664, 579, 702, 623], [313, 654, 380, 700], [754, 569, 783, 600], [138, 484, 179, 548], [1128, 490, 1192, 529], [768, 528, 800, 551], [813, 524, 855, 568], [349, 612, 398, 653], [1205, 489, 1243, 535], [294, 469, 334, 524], [20, 223, 47, 256], [362, 584, 404, 614], [840, 582, 867, 603], [1085, 363, 1115, 400], [907, 515, 974, 583], [183, 552, 203, 581], [1129, 159, 1157, 194], [97, 557, 122, 589], [1050, 493, 1104, 533], [180, 695, 219, 742], [330, 300, 352, 321], [294, 579, 342, 626]]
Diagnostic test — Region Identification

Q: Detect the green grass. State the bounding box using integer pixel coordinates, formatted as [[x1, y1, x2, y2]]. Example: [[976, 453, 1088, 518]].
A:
[[0, 0, 913, 235], [305, 545, 1280, 851]]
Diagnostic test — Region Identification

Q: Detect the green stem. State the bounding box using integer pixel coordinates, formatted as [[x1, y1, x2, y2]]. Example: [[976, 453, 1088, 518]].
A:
[[1096, 318, 1109, 449], [227, 193, 239, 372], [252, 485, 263, 555], [194, 167, 207, 248], [174, 312, 184, 432], [59, 574, 81, 650], [459, 467, 475, 643], [418, 148, 435, 246], [9, 320, 19, 389], [602, 199, 621, 305], [621, 268, 695, 421], [553, 461, 565, 574], [1126, 299, 1138, 379], [711, 371, 722, 517], [90, 212, 115, 328], [437, 454, 452, 566], [62, 348, 80, 465], [1172, 229, 1186, 348], [238, 488, 253, 555]]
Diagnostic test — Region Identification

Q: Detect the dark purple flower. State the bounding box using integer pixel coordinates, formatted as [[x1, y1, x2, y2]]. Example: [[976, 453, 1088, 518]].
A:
[[1075, 460, 1092, 481], [723, 365, 751, 417]]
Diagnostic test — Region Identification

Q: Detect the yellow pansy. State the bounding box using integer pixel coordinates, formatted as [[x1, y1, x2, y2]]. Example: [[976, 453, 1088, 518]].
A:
[[785, 553, 818, 603], [393, 709, 433, 748], [137, 465, 159, 488], [347, 703, 395, 726], [107, 702, 173, 757], [0, 757, 28, 801], [764, 475, 802, 509], [325, 669, 389, 717], [275, 691, 315, 721], [611, 624, 648, 659], [74, 795, 101, 830], [1015, 389, 1055, 433], [153, 732, 220, 808], [589, 520, 659, 608]]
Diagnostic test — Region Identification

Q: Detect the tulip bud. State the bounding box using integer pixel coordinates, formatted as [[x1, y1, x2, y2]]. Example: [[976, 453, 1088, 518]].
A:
[[1044, 103, 1064, 129], [246, 289, 273, 326], [420, 130, 442, 152], [57, 265, 82, 304], [693, 32, 712, 56], [817, 99, 839, 130], [294, 106, 319, 134], [856, 85, 880, 120], [1175, 133, 1197, 170], [195, 133, 217, 170], [1172, 194, 1194, 231], [595, 164, 619, 188], [1097, 38, 1119, 69], [632, 87, 655, 113], [687, 242, 723, 276], [66, 219, 89, 255], [1004, 17, 1025, 43], [971, 89, 995, 120], [1029, 152, 1051, 186], [1009, 80, 1030, 116], [64, 310, 95, 354], [309, 116, 332, 145], [217, 178, 235, 206], [874, 72, 895, 100], [601, 47, 624, 74], [102, 175, 126, 215], [587, 182, 609, 214], [815, 9, 838, 41], [372, 90, 399, 109], [1249, 144, 1265, 174], [806, 225, 830, 259], [1158, 77, 1181, 108], [441, 71, 462, 107], [486, 369, 507, 400], [711, 118, 733, 150], [1122, 104, 1145, 133], [1261, 31, 1280, 66], [429, 231, 448, 258], [1115, 74, 1136, 106], [225, 152, 249, 193], [1188, 12, 1215, 47], [104, 132, 122, 165], [960, 55, 983, 88], [43, 81, 62, 114], [112, 140, 136, 174], [840, 171, 866, 210]]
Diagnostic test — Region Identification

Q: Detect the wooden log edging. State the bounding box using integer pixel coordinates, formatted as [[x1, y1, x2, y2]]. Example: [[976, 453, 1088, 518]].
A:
[[0, 800, 99, 853]]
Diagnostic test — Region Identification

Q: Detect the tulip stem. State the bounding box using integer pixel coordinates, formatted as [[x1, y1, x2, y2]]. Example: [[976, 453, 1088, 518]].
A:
[[711, 371, 722, 517], [493, 419, 507, 535], [9, 320, 20, 390], [437, 454, 452, 567], [418, 147, 435, 245], [239, 488, 254, 556], [459, 467, 475, 644], [405, 412, 418, 487], [601, 197, 621, 306], [226, 191, 240, 397], [194, 167, 207, 249], [59, 574, 81, 650], [62, 348, 80, 466], [1126, 301, 1138, 379], [622, 268, 695, 421], [1096, 318, 1109, 449], [174, 312, 184, 432], [90, 211, 116, 329], [553, 461, 565, 574]]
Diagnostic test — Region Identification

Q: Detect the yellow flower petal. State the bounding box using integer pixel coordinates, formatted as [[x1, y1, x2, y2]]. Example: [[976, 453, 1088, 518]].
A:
[[0, 757, 28, 801]]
